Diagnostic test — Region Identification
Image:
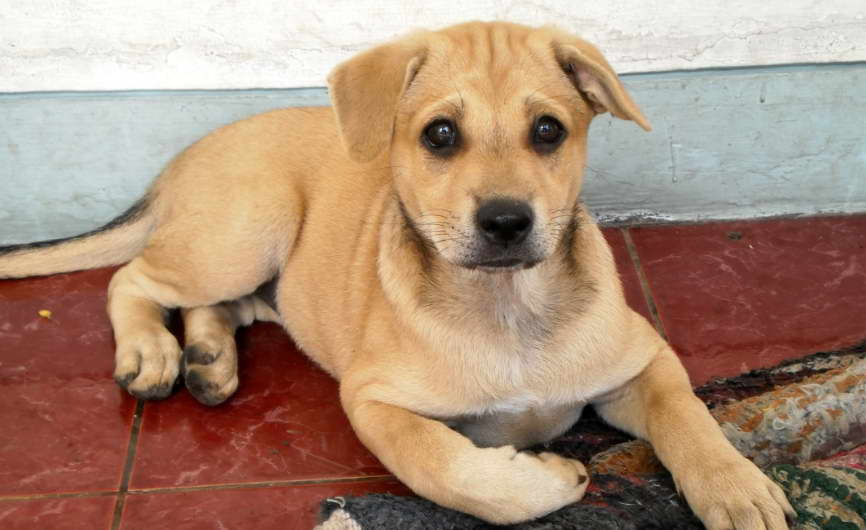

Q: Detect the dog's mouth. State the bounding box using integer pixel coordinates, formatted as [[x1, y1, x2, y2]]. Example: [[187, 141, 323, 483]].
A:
[[461, 257, 541, 272], [459, 234, 546, 272], [479, 258, 523, 268]]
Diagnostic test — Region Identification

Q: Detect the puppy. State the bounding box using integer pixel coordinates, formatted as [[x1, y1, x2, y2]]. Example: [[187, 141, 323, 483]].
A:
[[0, 22, 793, 528]]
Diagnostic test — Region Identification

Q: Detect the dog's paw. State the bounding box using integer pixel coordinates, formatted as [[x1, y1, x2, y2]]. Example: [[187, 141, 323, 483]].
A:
[[677, 455, 795, 530], [535, 451, 589, 489], [113, 327, 182, 400], [182, 339, 238, 406], [450, 446, 588, 524]]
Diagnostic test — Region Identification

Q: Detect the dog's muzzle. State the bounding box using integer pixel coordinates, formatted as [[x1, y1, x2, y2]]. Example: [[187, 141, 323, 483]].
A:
[[468, 199, 539, 269]]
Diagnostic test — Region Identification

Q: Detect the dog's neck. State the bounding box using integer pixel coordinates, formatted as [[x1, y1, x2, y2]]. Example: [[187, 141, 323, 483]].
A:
[[377, 196, 594, 354]]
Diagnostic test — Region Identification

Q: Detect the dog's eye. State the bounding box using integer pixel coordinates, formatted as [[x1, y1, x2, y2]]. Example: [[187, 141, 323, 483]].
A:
[[422, 120, 458, 152], [532, 116, 565, 152]]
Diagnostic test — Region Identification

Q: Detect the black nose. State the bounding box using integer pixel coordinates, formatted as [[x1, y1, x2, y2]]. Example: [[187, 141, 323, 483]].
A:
[[475, 199, 534, 246]]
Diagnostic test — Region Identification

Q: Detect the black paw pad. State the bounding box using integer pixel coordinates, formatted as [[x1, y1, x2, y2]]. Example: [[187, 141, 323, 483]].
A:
[[183, 345, 217, 366], [185, 370, 228, 407]]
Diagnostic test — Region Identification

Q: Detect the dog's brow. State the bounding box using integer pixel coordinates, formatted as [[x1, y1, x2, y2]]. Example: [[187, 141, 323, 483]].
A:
[[524, 92, 581, 117], [444, 97, 465, 119], [421, 96, 465, 122]]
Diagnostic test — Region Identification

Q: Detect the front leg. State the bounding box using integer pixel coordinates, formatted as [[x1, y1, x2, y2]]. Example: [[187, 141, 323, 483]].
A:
[[593, 318, 795, 530], [340, 380, 589, 524]]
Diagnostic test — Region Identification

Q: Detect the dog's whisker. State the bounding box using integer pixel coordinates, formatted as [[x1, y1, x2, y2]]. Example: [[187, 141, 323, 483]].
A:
[[434, 237, 463, 245]]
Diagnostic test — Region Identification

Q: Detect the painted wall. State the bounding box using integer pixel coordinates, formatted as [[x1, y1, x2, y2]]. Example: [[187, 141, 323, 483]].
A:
[[3, 63, 865, 245], [3, 0, 865, 92]]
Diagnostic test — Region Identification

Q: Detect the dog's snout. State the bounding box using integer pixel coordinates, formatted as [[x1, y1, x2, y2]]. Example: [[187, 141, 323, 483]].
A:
[[475, 199, 534, 246]]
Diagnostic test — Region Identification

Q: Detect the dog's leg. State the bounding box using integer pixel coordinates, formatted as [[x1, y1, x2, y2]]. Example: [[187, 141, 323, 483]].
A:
[[181, 295, 279, 406], [108, 258, 187, 400], [107, 250, 278, 400], [340, 389, 588, 524], [593, 316, 795, 530]]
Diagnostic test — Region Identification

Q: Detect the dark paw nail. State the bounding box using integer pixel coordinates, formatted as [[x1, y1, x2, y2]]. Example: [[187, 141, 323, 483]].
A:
[[114, 372, 138, 389], [183, 344, 217, 366], [184, 369, 215, 393], [131, 382, 173, 401], [577, 474, 588, 485], [185, 370, 228, 407]]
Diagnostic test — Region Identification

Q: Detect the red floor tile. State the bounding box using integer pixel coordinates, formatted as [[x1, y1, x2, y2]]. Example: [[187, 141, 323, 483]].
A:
[[631, 215, 866, 385], [0, 267, 118, 381], [0, 268, 136, 496], [121, 479, 410, 530], [130, 323, 386, 490], [0, 495, 116, 530], [602, 228, 652, 321], [0, 380, 135, 495]]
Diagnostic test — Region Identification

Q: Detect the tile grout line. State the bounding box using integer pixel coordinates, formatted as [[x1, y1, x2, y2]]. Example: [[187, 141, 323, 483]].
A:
[[0, 491, 118, 503], [0, 474, 398, 503], [110, 399, 145, 530], [126, 474, 397, 496], [621, 228, 669, 340]]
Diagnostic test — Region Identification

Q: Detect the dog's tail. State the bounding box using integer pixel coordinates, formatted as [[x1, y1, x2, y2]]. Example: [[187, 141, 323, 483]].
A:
[[0, 196, 156, 279]]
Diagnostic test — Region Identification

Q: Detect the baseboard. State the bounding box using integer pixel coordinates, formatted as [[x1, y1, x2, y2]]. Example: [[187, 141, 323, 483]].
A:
[[1, 63, 864, 244]]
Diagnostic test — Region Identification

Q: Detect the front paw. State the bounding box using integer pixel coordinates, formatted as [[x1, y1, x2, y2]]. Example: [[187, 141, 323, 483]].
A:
[[678, 456, 795, 530], [448, 447, 588, 524]]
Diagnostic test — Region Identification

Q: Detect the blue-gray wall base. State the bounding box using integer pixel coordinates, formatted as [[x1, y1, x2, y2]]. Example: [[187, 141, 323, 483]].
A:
[[1, 63, 864, 244]]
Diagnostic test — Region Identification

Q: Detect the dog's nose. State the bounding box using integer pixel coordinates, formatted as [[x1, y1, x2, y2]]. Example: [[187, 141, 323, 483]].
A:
[[475, 199, 534, 246]]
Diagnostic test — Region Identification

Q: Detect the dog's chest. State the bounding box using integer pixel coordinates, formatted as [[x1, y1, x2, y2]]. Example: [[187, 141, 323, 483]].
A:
[[487, 390, 544, 414], [412, 346, 591, 419], [405, 317, 639, 422], [385, 247, 640, 420]]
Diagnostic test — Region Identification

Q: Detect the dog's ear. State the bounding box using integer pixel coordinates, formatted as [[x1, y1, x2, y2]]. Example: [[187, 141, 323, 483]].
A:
[[545, 29, 651, 131], [327, 32, 430, 162]]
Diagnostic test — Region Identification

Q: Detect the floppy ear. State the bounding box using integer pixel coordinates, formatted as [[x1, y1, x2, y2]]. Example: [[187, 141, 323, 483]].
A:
[[327, 32, 430, 162], [546, 30, 651, 131]]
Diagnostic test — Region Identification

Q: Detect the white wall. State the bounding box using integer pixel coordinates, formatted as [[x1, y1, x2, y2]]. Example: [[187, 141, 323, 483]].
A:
[[2, 0, 865, 93]]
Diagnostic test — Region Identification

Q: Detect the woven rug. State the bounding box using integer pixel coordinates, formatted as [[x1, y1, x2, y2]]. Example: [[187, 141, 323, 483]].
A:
[[316, 342, 866, 529]]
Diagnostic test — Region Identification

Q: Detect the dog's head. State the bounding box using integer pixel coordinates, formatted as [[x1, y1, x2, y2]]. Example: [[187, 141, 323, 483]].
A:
[[328, 22, 650, 271]]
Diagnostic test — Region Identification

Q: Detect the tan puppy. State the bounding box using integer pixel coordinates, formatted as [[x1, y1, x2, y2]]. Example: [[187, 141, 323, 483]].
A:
[[0, 22, 793, 528]]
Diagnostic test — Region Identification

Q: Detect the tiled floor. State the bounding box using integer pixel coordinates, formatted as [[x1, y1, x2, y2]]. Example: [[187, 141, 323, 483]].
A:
[[1, 215, 864, 529]]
